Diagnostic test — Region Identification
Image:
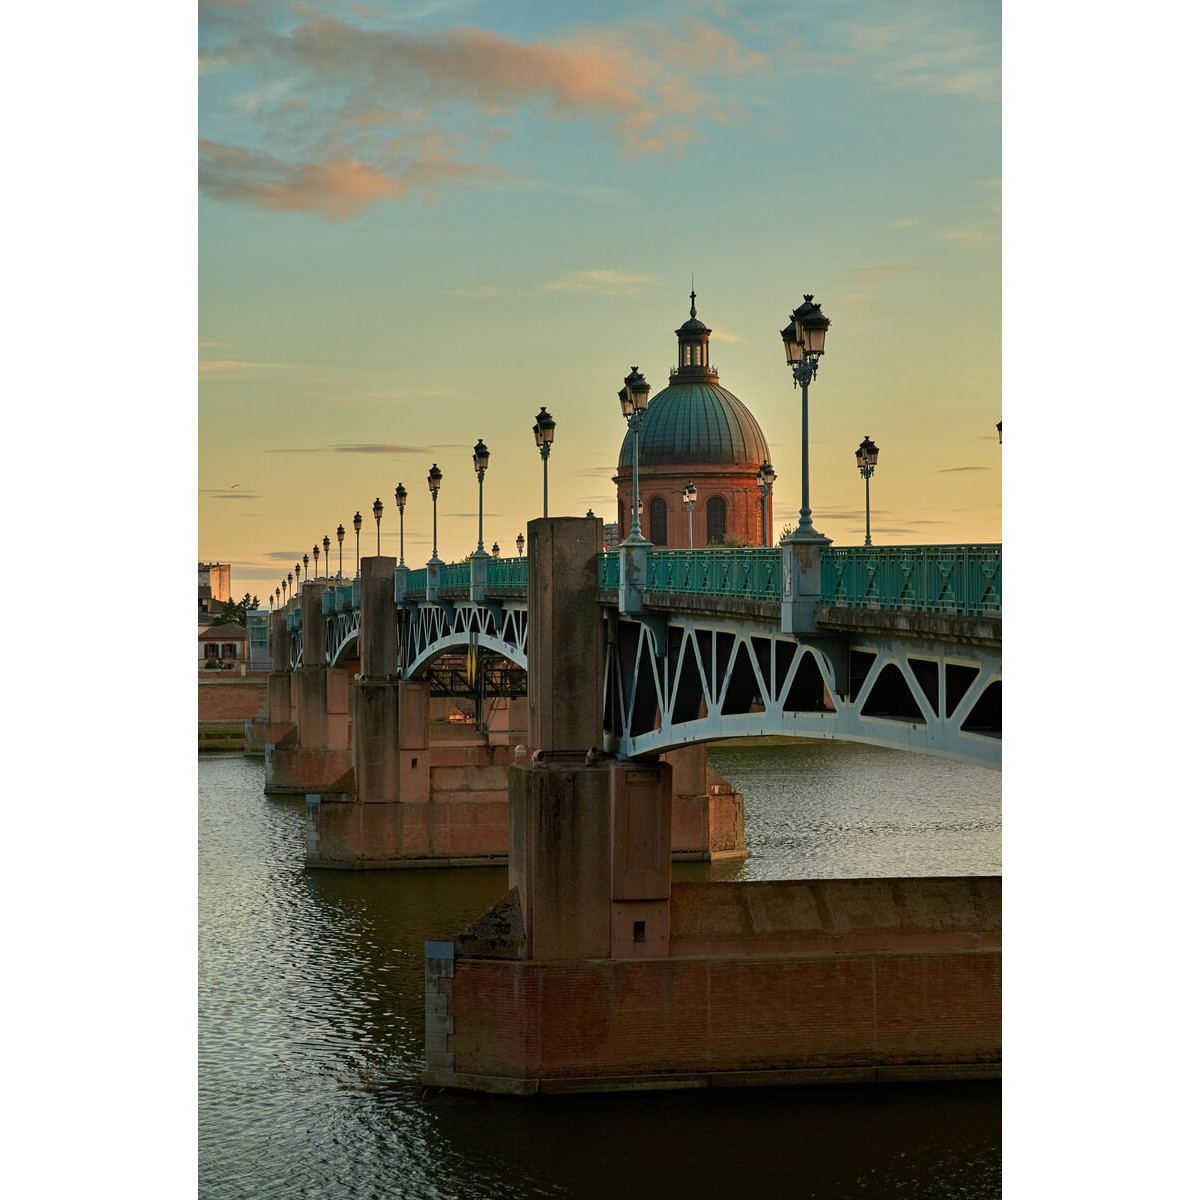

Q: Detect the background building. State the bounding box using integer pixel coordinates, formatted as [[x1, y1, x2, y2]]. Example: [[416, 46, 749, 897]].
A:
[[198, 562, 232, 624], [614, 295, 773, 548]]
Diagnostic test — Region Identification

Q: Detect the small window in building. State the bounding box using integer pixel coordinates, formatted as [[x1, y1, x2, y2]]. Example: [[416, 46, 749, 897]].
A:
[[706, 496, 726, 545], [684, 345, 692, 366], [633, 921, 646, 943], [649, 497, 667, 545]]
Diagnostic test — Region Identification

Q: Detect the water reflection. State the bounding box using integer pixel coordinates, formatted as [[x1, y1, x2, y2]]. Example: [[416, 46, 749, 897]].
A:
[[199, 744, 1000, 1199]]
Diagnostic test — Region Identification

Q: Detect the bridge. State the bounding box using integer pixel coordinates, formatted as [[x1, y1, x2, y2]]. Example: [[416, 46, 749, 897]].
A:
[[283, 540, 1000, 768]]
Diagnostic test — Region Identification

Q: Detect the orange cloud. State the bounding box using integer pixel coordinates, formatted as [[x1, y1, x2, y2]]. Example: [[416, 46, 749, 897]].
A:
[[198, 139, 497, 219]]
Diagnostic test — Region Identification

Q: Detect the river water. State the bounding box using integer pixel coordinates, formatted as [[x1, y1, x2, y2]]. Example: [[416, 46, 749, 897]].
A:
[[199, 742, 1001, 1199]]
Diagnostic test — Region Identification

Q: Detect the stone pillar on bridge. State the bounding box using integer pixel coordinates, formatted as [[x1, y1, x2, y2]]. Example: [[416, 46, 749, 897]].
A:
[[247, 607, 298, 756], [506, 517, 674, 958], [780, 534, 831, 635]]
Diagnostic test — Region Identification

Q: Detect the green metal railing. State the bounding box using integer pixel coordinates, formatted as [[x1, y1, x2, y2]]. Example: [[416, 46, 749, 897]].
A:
[[645, 548, 783, 598], [393, 545, 1000, 616], [821, 544, 1001, 614], [487, 557, 527, 589]]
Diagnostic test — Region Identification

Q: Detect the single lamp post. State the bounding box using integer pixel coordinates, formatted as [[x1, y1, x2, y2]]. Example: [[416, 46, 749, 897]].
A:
[[473, 438, 490, 554], [618, 366, 652, 545], [372, 497, 383, 555], [780, 295, 831, 539], [275, 586, 281, 606], [491, 541, 500, 559], [303, 553, 309, 582], [997, 420, 1002, 445], [353, 511, 362, 577], [322, 535, 330, 580], [756, 461, 776, 547], [533, 407, 555, 519], [336, 524, 344, 581], [516, 532, 525, 558], [427, 463, 443, 562], [683, 481, 697, 549], [854, 436, 879, 547], [313, 543, 320, 580], [395, 483, 407, 566], [287, 572, 293, 599]]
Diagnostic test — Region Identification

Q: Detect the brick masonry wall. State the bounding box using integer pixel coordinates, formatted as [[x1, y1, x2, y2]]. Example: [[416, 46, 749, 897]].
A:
[[199, 678, 268, 722], [445, 949, 1000, 1084], [432, 876, 1001, 1089]]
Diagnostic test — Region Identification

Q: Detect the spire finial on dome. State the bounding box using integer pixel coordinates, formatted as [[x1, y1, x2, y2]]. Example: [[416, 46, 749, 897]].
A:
[[689, 281, 697, 320]]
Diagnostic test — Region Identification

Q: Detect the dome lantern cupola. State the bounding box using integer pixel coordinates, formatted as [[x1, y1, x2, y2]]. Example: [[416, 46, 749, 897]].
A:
[[673, 290, 716, 381]]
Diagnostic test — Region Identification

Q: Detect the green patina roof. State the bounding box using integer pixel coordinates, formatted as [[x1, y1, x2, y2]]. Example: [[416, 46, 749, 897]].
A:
[[618, 381, 769, 468]]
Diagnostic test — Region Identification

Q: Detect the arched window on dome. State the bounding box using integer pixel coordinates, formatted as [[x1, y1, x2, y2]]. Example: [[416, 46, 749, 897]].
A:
[[649, 497, 667, 546], [706, 496, 726, 546]]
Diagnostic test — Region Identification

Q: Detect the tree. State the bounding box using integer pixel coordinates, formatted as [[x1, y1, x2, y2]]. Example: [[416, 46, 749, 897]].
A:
[[776, 523, 794, 545], [218, 592, 259, 627]]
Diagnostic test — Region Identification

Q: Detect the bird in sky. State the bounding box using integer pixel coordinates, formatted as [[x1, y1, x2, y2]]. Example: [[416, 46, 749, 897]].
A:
[[229, 483, 240, 488]]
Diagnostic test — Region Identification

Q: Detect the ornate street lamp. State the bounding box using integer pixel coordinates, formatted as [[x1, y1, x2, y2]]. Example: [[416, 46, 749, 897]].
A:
[[618, 366, 652, 545], [336, 524, 345, 581], [322, 535, 330, 580], [780, 294, 831, 539], [427, 463, 443, 562], [287, 572, 293, 599], [275, 586, 281, 606], [997, 420, 1002, 445], [756, 461, 776, 547], [353, 511, 362, 577], [532, 407, 555, 519], [473, 438, 490, 554], [372, 497, 383, 555], [395, 482, 408, 566], [682, 481, 697, 549], [302, 553, 309, 582], [854, 436, 879, 547], [313, 543, 320, 580], [491, 541, 500, 559], [516, 532, 525, 558]]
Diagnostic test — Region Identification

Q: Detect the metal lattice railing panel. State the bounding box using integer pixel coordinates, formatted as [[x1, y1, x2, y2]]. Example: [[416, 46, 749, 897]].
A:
[[820, 545, 1000, 615]]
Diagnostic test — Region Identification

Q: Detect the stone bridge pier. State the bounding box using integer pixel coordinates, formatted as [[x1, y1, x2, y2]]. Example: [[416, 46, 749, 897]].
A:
[[265, 583, 353, 795], [305, 557, 511, 868]]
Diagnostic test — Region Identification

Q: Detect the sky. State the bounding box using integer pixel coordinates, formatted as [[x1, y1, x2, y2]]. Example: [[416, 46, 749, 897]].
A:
[[198, 0, 1001, 605]]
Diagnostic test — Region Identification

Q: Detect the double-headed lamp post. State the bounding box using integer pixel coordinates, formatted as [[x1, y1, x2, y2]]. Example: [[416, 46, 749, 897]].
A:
[[395, 483, 407, 566], [683, 481, 697, 549], [428, 463, 443, 562], [473, 439, 490, 554], [756, 461, 776, 546], [336, 524, 345, 581], [533, 407, 555, 519], [353, 512, 362, 578], [780, 295, 831, 539], [619, 367, 652, 544], [516, 532, 525, 558], [372, 497, 383, 555], [854, 436, 879, 547]]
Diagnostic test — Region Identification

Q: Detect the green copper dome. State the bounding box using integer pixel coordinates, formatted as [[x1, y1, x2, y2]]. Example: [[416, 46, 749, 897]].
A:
[[618, 380, 769, 468]]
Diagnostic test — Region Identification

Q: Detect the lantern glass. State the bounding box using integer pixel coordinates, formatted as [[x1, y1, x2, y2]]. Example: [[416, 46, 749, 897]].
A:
[[618, 388, 634, 419], [353, 512, 362, 533], [780, 322, 803, 365], [428, 465, 442, 494], [337, 524, 345, 543], [683, 482, 697, 505], [473, 439, 490, 473], [396, 483, 407, 509]]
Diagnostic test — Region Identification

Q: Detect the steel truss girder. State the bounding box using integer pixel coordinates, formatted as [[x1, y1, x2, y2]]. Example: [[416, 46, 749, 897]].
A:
[[402, 599, 528, 678], [603, 612, 1000, 768], [324, 608, 361, 667]]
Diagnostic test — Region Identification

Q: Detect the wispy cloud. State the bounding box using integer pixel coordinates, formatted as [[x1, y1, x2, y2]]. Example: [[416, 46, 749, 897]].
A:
[[543, 269, 658, 295], [198, 357, 299, 377], [937, 466, 990, 473], [199, 10, 774, 216], [709, 328, 742, 344], [447, 285, 502, 299], [942, 229, 992, 248], [199, 139, 499, 219]]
